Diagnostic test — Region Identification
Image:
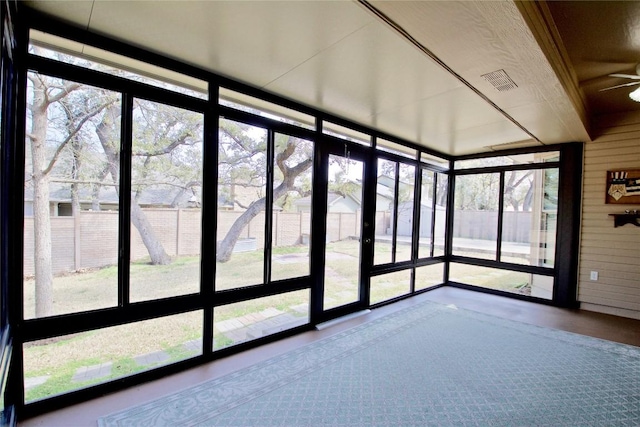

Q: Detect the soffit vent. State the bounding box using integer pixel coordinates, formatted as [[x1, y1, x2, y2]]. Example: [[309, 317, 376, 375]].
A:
[[481, 69, 518, 92]]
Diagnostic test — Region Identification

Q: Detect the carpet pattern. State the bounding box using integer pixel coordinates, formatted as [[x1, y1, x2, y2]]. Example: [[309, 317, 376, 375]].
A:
[[99, 302, 640, 426]]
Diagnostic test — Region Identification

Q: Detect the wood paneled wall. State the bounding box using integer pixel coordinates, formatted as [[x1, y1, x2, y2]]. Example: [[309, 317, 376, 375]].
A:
[[579, 112, 640, 319]]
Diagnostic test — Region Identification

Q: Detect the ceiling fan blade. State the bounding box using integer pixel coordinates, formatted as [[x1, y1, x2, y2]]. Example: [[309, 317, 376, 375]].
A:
[[608, 73, 640, 79], [599, 81, 640, 91]]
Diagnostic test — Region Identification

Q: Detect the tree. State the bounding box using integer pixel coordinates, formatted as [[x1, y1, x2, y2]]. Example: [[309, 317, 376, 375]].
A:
[[503, 170, 534, 211], [26, 64, 204, 315], [216, 122, 312, 262], [26, 70, 113, 317]]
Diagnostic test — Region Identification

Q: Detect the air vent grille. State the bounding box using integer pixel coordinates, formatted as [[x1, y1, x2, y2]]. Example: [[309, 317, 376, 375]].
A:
[[481, 69, 518, 92]]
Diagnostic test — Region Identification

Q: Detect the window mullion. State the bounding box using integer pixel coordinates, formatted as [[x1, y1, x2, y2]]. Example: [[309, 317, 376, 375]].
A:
[[264, 129, 275, 285], [118, 93, 133, 307], [430, 172, 438, 258], [496, 171, 506, 262], [391, 162, 400, 264]]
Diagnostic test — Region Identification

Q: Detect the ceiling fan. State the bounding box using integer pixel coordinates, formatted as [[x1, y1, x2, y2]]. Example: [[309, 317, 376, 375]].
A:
[[599, 64, 640, 101]]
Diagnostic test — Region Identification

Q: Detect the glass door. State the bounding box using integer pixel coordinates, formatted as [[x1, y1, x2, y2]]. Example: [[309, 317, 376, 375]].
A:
[[315, 141, 373, 317]]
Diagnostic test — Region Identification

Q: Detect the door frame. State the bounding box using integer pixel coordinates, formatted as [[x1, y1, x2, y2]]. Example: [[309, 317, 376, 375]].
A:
[[310, 137, 376, 325]]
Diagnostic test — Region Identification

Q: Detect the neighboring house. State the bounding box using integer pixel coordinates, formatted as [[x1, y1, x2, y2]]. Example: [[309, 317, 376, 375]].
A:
[[294, 192, 360, 214], [23, 184, 201, 217]]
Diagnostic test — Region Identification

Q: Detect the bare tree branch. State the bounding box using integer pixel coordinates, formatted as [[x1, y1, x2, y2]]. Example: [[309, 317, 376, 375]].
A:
[[42, 98, 117, 176]]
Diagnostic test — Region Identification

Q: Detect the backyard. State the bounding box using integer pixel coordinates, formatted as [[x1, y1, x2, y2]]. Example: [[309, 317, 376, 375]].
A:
[[22, 239, 529, 402]]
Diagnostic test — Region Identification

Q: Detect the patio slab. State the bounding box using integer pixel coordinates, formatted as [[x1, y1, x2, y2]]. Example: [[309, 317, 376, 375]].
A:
[[71, 362, 112, 383]]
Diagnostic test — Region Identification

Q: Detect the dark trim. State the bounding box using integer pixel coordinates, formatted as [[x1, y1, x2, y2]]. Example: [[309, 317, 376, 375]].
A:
[[391, 162, 399, 263], [22, 294, 203, 341], [553, 142, 583, 308], [371, 260, 416, 276], [444, 166, 455, 266], [360, 144, 377, 308], [411, 165, 421, 268], [429, 171, 438, 258], [118, 95, 133, 307], [0, 327, 13, 417], [309, 131, 327, 325], [496, 171, 505, 262], [214, 279, 310, 307], [264, 130, 275, 284], [414, 257, 446, 268], [6, 6, 27, 414], [201, 93, 218, 356]]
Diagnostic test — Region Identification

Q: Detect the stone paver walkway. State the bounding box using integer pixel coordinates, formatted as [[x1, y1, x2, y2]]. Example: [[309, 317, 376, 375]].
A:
[[25, 375, 50, 391], [134, 350, 171, 367], [71, 362, 113, 383]]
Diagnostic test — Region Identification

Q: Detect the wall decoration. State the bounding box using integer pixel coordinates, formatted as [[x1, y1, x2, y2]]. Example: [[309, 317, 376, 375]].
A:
[[606, 169, 640, 204]]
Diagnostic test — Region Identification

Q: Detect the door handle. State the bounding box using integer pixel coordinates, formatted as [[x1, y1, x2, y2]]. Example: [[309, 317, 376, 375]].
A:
[[364, 238, 372, 244]]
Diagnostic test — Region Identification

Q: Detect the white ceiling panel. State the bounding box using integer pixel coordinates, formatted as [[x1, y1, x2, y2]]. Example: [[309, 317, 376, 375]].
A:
[[21, 1, 93, 27], [88, 1, 374, 87], [23, 0, 591, 156], [370, 0, 590, 147], [264, 20, 465, 133], [438, 121, 534, 156], [372, 87, 528, 153]]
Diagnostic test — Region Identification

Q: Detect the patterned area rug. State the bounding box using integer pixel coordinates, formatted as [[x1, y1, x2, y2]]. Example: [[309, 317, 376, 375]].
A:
[[99, 302, 640, 426]]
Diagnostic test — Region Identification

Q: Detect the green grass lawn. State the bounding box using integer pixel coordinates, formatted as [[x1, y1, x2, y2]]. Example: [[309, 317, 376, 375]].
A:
[[22, 239, 527, 402]]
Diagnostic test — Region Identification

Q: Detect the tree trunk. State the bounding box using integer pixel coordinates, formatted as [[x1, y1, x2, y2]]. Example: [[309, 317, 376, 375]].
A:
[[217, 183, 290, 262], [30, 78, 54, 317], [216, 198, 266, 262], [96, 102, 171, 265], [131, 200, 171, 265]]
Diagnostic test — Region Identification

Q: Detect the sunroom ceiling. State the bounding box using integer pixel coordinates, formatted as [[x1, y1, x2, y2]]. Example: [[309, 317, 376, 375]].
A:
[[22, 0, 590, 156]]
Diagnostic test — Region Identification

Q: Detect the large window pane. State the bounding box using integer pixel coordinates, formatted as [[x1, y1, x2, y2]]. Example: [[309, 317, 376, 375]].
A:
[[396, 164, 415, 262], [374, 159, 395, 265], [433, 173, 448, 257], [415, 263, 444, 291], [449, 263, 552, 299], [418, 170, 434, 258], [216, 119, 267, 290], [129, 99, 203, 302], [452, 173, 499, 260], [23, 310, 203, 402], [271, 133, 313, 282], [370, 269, 411, 305], [323, 155, 363, 310], [501, 169, 557, 267], [213, 290, 309, 351], [24, 73, 120, 318]]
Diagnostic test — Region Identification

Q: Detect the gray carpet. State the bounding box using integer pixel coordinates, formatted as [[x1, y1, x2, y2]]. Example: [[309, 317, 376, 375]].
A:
[[99, 302, 640, 426]]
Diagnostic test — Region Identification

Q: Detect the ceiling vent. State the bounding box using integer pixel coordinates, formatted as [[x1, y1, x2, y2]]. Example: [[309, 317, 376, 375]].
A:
[[481, 69, 518, 92]]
